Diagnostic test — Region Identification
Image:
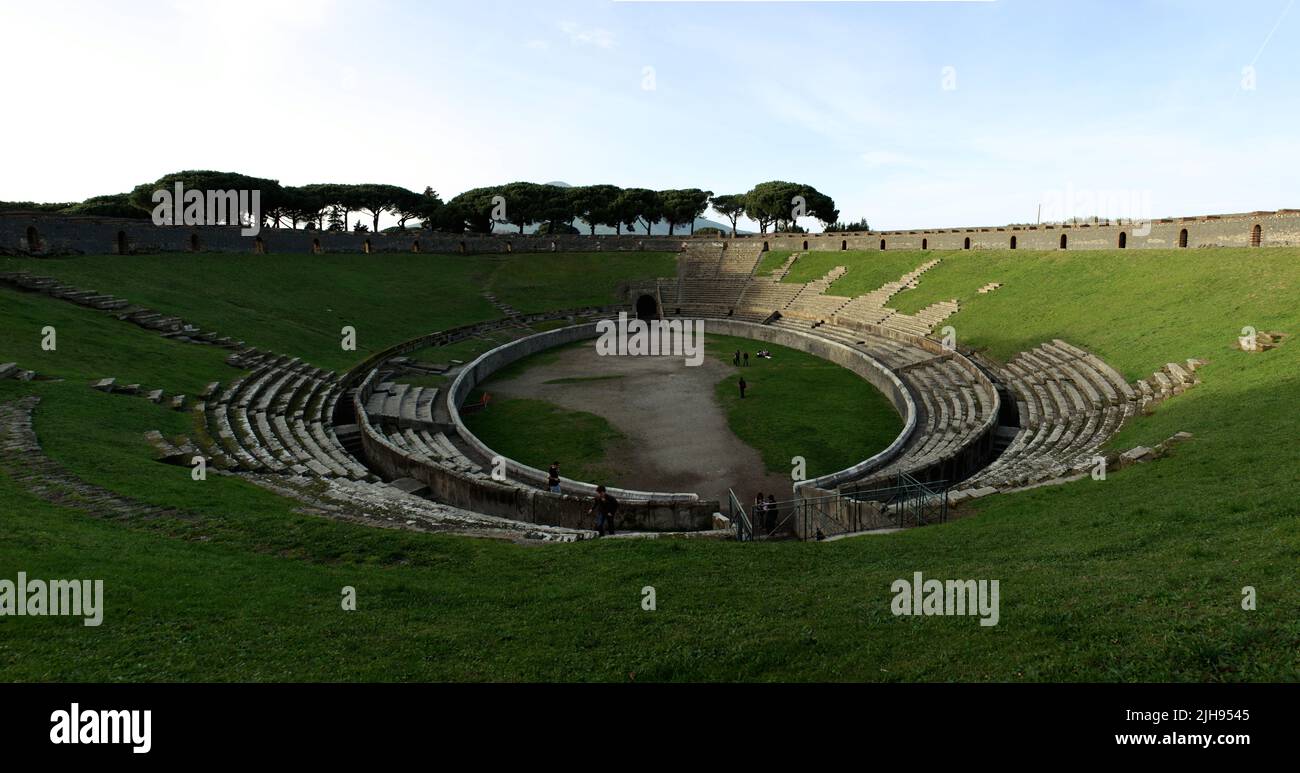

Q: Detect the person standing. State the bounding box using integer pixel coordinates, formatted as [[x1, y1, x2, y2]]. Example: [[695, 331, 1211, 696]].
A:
[[738, 376, 747, 399], [733, 350, 741, 366], [547, 461, 561, 494], [766, 494, 778, 532], [588, 485, 619, 537], [743, 351, 749, 367]]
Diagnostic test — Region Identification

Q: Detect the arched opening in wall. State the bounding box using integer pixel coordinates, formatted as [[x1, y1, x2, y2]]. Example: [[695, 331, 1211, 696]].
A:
[[802, 240, 808, 250], [411, 239, 421, 253], [634, 294, 658, 321], [116, 231, 129, 255], [1178, 228, 1189, 248], [550, 241, 557, 252], [1059, 234, 1068, 250], [24, 225, 41, 253], [190, 233, 200, 252], [1008, 235, 1016, 250], [761, 241, 769, 252], [504, 241, 512, 253], [312, 238, 322, 255], [637, 240, 644, 251], [963, 237, 970, 250], [458, 241, 466, 254], [363, 239, 372, 254], [840, 239, 847, 251], [254, 237, 265, 255], [1118, 231, 1127, 249], [1251, 224, 1262, 247], [922, 238, 928, 250], [880, 239, 886, 251]]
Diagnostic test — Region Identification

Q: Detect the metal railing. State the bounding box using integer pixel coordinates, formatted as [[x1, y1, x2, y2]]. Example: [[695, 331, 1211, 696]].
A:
[[728, 488, 754, 542], [841, 472, 948, 531]]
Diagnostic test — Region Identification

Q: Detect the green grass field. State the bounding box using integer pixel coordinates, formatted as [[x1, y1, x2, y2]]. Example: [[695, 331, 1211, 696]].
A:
[[704, 334, 902, 477], [1, 248, 1298, 682], [464, 398, 626, 485]]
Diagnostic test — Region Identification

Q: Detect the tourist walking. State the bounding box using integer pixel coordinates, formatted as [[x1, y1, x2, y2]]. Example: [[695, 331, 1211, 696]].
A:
[[547, 461, 561, 494], [733, 350, 741, 366], [588, 485, 619, 537]]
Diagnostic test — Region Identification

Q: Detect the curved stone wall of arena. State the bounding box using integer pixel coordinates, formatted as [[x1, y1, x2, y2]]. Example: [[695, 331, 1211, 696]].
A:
[[6, 208, 1299, 257], [448, 317, 920, 497], [357, 364, 718, 531]]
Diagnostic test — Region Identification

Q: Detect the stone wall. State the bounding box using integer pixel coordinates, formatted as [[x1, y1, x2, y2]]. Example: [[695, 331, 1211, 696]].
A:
[[446, 321, 703, 506], [749, 209, 1300, 252], [449, 316, 922, 495], [5, 208, 1299, 257], [0, 212, 687, 256]]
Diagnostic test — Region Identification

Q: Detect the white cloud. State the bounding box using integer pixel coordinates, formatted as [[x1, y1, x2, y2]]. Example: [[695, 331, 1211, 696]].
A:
[[559, 21, 615, 49]]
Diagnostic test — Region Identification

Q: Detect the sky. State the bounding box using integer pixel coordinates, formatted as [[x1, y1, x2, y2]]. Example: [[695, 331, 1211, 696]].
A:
[[1, 0, 1297, 232]]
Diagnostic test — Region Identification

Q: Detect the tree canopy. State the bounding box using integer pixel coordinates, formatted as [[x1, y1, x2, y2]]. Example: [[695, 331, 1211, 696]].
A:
[[3, 170, 847, 236]]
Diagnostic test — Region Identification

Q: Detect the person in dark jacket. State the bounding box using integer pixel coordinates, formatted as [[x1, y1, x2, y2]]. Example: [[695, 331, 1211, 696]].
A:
[[738, 376, 747, 398], [588, 485, 619, 537]]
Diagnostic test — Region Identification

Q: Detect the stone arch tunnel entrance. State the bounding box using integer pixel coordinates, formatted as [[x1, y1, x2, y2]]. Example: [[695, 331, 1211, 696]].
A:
[[635, 294, 659, 321]]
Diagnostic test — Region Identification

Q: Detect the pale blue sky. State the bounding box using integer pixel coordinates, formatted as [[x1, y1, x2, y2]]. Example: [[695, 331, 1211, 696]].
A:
[[1, 0, 1295, 230]]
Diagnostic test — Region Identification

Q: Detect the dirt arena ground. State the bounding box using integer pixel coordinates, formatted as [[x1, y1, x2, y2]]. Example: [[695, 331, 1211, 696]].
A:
[[483, 339, 792, 504]]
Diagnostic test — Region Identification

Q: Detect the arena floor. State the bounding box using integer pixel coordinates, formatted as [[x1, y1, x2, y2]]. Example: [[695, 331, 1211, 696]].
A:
[[482, 338, 793, 503]]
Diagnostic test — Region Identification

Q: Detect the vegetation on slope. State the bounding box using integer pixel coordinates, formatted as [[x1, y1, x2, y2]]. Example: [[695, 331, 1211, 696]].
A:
[[0, 248, 1297, 681]]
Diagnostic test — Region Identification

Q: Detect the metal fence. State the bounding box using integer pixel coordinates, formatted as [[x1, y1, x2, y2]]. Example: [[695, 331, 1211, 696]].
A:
[[727, 488, 754, 542], [729, 473, 948, 541]]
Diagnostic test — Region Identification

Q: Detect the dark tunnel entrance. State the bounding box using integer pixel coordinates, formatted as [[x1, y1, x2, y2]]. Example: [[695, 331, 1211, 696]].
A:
[[635, 294, 659, 321]]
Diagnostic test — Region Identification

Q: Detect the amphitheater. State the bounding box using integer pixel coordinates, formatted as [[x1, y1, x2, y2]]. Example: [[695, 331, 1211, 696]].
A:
[[1, 208, 1286, 543]]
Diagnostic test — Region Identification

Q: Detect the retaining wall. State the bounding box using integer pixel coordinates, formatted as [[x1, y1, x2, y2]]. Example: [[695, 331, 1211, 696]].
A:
[[6, 208, 1299, 257]]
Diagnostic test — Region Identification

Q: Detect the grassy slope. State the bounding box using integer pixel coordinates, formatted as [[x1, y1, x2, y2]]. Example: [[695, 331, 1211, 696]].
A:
[[754, 250, 792, 276], [1, 248, 1298, 681], [783, 250, 928, 295], [0, 251, 672, 371], [481, 251, 676, 313]]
